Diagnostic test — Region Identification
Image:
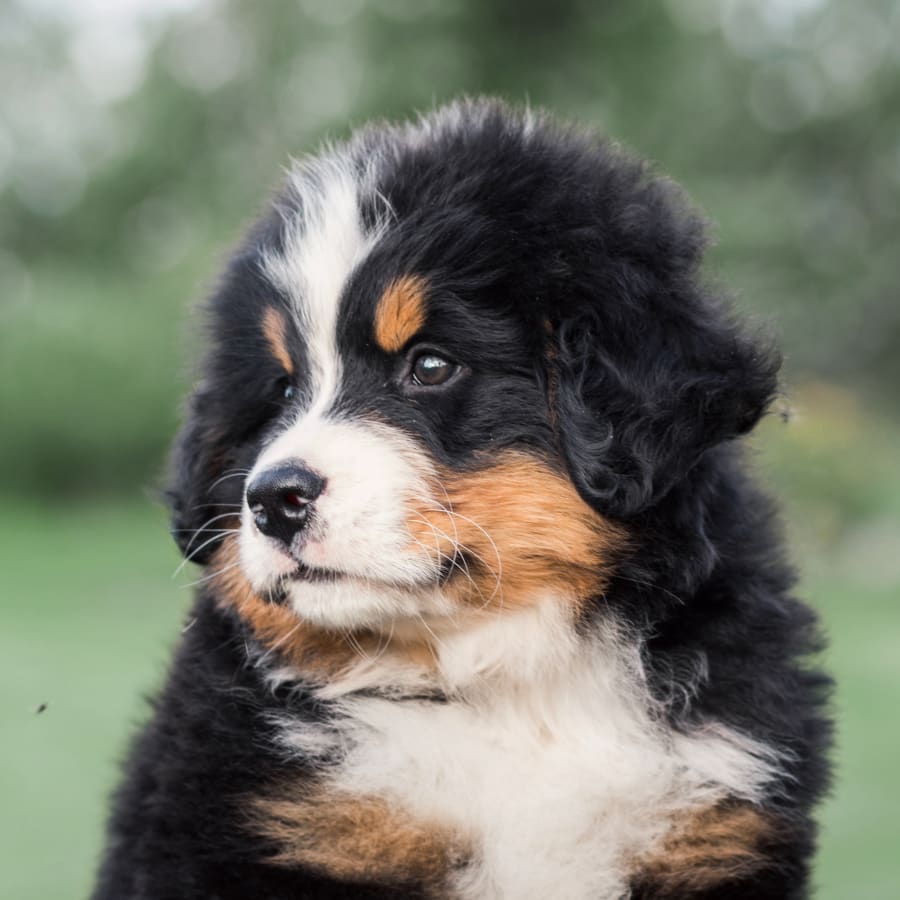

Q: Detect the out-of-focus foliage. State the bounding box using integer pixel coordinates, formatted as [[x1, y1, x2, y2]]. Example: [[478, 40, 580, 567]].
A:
[[1, 0, 898, 497]]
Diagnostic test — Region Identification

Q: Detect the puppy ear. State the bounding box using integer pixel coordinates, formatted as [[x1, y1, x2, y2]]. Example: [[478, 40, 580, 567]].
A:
[[553, 287, 780, 518], [165, 384, 231, 564]]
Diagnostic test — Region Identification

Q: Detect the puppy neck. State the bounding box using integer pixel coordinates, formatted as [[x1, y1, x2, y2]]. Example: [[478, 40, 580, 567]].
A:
[[269, 595, 590, 702]]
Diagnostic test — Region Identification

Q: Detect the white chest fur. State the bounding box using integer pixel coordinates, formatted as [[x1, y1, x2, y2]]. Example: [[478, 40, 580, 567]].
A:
[[274, 604, 778, 900]]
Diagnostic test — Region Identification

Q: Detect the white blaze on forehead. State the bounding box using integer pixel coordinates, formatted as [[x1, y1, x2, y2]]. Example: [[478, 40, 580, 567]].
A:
[[261, 155, 384, 416]]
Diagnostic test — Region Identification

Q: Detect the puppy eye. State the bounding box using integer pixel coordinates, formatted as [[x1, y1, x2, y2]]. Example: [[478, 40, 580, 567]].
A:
[[411, 353, 459, 387], [276, 376, 295, 401]]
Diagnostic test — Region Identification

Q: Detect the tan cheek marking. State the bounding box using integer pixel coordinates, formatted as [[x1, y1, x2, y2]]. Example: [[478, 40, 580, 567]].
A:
[[252, 787, 470, 892], [262, 307, 294, 374], [210, 536, 360, 677], [634, 801, 784, 894], [210, 536, 436, 677], [373, 275, 427, 353], [408, 452, 626, 610]]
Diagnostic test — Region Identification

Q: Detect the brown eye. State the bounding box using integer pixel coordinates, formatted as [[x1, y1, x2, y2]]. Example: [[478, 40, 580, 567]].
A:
[[411, 353, 458, 387], [275, 376, 295, 402]]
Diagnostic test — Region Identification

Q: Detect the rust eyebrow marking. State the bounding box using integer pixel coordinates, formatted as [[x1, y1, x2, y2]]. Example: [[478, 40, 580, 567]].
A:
[[262, 307, 294, 374], [374, 275, 428, 353]]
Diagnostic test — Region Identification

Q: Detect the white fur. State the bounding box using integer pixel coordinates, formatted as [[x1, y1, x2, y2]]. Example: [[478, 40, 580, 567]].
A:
[[274, 601, 780, 900], [247, 156, 450, 628], [262, 154, 382, 418]]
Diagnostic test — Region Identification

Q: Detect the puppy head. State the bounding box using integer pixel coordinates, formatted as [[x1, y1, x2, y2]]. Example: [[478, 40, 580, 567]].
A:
[[167, 100, 777, 633]]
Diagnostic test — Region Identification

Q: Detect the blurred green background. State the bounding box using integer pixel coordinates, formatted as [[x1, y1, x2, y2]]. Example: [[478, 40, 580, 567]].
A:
[[1, 1, 898, 897]]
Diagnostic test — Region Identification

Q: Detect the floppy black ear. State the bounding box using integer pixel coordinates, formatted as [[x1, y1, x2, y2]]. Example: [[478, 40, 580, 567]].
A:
[[554, 285, 780, 518], [165, 383, 235, 565], [164, 240, 292, 564]]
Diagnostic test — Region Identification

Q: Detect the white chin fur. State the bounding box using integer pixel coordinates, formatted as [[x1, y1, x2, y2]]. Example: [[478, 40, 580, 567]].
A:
[[283, 578, 454, 631]]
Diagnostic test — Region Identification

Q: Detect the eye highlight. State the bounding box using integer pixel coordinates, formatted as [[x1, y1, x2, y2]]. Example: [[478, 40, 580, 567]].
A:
[[276, 376, 295, 402], [411, 353, 459, 387]]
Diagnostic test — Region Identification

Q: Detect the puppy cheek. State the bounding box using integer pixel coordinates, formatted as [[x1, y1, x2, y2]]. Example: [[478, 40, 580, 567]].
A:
[[408, 453, 626, 610]]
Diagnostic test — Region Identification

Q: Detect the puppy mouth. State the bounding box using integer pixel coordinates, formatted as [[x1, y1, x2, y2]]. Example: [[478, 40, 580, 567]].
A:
[[290, 562, 347, 584], [261, 561, 347, 606], [257, 537, 455, 595], [296, 556, 458, 584], [256, 532, 350, 584]]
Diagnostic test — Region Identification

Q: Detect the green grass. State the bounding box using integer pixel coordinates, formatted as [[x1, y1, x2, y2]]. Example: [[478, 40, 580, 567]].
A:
[[0, 499, 188, 900], [2, 400, 898, 898], [812, 578, 900, 900]]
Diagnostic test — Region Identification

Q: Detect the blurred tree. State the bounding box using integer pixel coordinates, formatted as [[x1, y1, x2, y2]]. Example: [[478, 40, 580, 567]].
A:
[[1, 0, 898, 496]]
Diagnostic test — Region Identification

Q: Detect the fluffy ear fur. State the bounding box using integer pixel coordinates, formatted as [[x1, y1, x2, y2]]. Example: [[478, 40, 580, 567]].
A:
[[165, 240, 290, 564], [538, 154, 782, 519], [553, 285, 780, 518], [165, 383, 232, 564]]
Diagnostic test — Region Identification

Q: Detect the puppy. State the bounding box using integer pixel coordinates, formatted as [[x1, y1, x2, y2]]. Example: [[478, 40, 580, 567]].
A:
[[92, 99, 831, 900]]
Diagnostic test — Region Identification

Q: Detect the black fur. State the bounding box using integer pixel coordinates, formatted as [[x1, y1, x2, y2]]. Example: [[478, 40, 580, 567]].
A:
[[94, 99, 831, 899], [93, 595, 426, 900]]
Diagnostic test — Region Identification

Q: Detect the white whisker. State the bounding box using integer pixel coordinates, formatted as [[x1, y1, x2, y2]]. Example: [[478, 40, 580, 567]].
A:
[[180, 511, 242, 554], [179, 561, 241, 589], [173, 529, 240, 576], [417, 500, 504, 608], [207, 468, 252, 494]]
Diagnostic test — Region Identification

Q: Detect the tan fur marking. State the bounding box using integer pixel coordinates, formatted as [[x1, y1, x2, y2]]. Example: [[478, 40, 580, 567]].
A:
[[211, 537, 436, 678], [636, 801, 782, 894], [262, 307, 294, 374], [408, 452, 626, 610], [374, 275, 427, 353], [253, 787, 469, 892]]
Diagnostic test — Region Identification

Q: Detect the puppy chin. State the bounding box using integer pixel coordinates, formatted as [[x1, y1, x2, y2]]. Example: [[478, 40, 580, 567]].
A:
[[239, 517, 454, 631], [283, 578, 452, 631]]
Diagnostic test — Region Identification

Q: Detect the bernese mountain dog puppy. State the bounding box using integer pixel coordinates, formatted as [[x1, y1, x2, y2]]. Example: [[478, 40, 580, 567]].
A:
[[92, 99, 831, 900]]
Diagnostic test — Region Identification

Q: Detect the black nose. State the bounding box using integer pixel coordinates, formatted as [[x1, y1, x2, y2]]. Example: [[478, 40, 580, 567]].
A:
[[246, 463, 325, 546]]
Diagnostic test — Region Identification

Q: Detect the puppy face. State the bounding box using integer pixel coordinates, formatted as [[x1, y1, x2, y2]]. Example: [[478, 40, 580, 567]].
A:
[[234, 160, 618, 631], [168, 101, 778, 636]]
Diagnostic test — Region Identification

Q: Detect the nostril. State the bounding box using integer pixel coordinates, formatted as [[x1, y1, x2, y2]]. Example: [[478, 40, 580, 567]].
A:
[[252, 506, 269, 532], [276, 489, 311, 521], [289, 471, 325, 503]]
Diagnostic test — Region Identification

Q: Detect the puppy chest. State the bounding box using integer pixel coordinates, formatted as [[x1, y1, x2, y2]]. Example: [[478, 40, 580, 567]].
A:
[[313, 697, 696, 899]]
